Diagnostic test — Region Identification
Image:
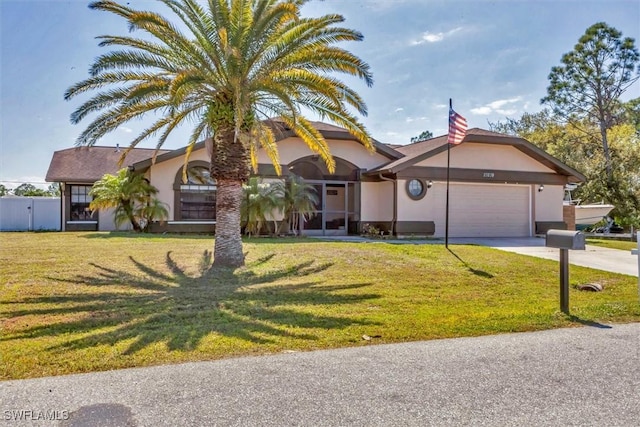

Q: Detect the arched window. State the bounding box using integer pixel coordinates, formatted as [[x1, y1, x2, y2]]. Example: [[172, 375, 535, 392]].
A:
[[174, 162, 216, 220], [287, 156, 358, 181]]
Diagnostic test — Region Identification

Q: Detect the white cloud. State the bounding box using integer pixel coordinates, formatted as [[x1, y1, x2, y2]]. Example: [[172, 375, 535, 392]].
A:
[[394, 107, 404, 112], [405, 116, 428, 123], [471, 97, 523, 116], [411, 27, 463, 46], [119, 126, 133, 133], [487, 96, 522, 109], [470, 106, 492, 115], [387, 73, 412, 84]]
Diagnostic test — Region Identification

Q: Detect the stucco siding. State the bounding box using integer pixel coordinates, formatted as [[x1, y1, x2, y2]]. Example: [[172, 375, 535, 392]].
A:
[[361, 181, 393, 221], [147, 148, 210, 219], [396, 179, 438, 221], [414, 144, 555, 173], [258, 138, 389, 169], [534, 184, 564, 221]]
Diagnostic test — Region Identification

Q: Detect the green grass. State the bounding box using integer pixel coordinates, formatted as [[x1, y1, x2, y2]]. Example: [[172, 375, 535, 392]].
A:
[[1, 232, 639, 380], [587, 238, 638, 251]]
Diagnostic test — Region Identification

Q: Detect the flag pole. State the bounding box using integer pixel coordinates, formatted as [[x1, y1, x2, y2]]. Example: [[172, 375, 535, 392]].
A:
[[445, 99, 452, 249]]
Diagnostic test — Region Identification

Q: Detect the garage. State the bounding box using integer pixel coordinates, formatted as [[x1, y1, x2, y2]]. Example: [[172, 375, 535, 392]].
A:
[[431, 183, 531, 238]]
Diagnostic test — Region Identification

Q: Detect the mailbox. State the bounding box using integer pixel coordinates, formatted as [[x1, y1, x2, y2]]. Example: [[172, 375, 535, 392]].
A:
[[545, 230, 585, 250], [545, 229, 585, 314]]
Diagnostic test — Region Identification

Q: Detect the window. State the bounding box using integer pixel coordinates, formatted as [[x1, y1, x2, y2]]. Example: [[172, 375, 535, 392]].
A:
[[177, 165, 216, 220], [70, 185, 94, 220], [406, 179, 425, 200]]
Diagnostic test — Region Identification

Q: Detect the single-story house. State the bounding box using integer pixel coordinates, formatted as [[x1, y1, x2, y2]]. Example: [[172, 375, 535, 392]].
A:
[[46, 121, 585, 237]]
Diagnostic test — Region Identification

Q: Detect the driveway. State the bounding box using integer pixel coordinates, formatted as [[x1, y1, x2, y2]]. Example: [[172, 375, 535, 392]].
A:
[[1, 324, 639, 426], [449, 237, 638, 277]]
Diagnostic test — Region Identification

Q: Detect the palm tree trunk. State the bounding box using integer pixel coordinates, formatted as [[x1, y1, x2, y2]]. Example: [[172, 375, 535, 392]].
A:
[[213, 178, 245, 267], [122, 200, 142, 232]]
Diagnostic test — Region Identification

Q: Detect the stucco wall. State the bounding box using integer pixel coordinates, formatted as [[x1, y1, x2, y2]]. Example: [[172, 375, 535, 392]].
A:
[[396, 179, 438, 221], [147, 148, 210, 219], [257, 137, 390, 169], [415, 143, 555, 173], [361, 181, 393, 221], [534, 184, 564, 221]]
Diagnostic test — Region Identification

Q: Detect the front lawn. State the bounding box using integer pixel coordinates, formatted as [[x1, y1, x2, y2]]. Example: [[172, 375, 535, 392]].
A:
[[1, 232, 638, 380], [587, 238, 638, 251]]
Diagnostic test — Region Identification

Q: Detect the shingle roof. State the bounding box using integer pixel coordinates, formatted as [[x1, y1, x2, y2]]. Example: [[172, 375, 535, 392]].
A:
[[45, 146, 169, 182], [131, 120, 403, 171]]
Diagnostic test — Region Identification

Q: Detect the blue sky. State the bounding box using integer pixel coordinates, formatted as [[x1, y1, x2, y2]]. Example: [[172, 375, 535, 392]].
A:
[[1, 0, 639, 189]]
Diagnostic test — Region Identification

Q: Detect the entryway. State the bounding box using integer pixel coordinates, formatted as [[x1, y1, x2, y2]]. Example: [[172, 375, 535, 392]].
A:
[[302, 181, 357, 236]]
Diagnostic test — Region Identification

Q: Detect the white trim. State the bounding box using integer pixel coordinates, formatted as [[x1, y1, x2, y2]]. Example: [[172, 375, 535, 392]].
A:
[[66, 220, 98, 224]]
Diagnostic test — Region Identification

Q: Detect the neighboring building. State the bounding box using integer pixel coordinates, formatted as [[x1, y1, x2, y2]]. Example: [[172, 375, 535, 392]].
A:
[[46, 121, 585, 237], [45, 146, 170, 231]]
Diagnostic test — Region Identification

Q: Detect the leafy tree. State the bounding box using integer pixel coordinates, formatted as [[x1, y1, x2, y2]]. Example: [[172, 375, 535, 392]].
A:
[[241, 177, 283, 236], [13, 183, 49, 197], [89, 169, 167, 232], [490, 112, 640, 227], [65, 0, 374, 267], [542, 22, 640, 183], [410, 130, 433, 143], [0, 184, 8, 196], [276, 175, 319, 236], [47, 183, 61, 197]]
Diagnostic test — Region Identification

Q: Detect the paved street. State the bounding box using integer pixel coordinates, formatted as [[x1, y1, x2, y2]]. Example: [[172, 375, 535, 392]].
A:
[[2, 323, 639, 426]]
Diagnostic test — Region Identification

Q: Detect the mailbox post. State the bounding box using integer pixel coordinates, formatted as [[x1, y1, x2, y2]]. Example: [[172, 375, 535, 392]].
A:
[[545, 230, 586, 314], [633, 232, 639, 301]]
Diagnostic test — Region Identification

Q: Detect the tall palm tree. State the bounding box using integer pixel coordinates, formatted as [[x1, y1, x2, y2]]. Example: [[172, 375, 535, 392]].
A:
[[65, 0, 374, 267]]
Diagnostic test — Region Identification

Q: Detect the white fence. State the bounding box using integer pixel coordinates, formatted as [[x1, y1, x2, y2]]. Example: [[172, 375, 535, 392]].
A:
[[0, 197, 61, 231]]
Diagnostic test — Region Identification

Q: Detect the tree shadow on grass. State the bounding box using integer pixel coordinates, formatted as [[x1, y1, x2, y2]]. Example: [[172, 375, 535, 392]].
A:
[[447, 248, 495, 279], [2, 252, 380, 355]]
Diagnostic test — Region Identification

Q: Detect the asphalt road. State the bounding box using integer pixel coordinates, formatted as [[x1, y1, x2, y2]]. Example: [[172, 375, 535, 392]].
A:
[[2, 323, 639, 426]]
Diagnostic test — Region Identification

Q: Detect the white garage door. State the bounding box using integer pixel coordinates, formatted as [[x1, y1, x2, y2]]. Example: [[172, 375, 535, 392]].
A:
[[433, 183, 531, 238]]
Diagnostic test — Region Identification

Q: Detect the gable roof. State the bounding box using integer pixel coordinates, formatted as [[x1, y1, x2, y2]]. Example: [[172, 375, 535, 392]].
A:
[[45, 146, 169, 183], [366, 128, 586, 183], [130, 119, 403, 171]]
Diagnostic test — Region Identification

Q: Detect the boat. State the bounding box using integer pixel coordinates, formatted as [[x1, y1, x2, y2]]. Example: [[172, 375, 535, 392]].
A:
[[563, 185, 615, 227], [574, 203, 615, 226]]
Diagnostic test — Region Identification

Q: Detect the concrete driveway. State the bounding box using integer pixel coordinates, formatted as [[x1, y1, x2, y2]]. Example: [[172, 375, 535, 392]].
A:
[[448, 237, 638, 276]]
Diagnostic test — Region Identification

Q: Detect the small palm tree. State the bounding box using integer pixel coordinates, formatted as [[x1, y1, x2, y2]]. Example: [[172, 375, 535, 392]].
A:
[[241, 177, 283, 236], [65, 0, 374, 267], [90, 169, 167, 231], [277, 175, 318, 235], [138, 198, 170, 232]]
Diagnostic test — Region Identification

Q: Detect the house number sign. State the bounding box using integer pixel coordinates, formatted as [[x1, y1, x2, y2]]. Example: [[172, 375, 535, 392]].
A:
[[483, 172, 495, 178]]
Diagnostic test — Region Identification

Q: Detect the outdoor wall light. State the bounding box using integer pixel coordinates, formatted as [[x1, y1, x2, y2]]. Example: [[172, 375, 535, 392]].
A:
[[538, 184, 545, 192], [427, 180, 433, 189]]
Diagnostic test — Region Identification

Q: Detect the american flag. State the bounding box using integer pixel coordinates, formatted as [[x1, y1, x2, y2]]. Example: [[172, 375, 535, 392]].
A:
[[448, 107, 467, 145]]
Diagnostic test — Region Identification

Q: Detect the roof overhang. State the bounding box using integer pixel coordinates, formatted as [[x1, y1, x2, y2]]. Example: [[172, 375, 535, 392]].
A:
[[131, 122, 403, 172], [365, 131, 586, 184]]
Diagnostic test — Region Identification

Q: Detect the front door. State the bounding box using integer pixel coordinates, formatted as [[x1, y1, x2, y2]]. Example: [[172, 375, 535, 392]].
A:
[[302, 181, 350, 236]]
